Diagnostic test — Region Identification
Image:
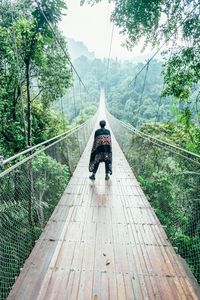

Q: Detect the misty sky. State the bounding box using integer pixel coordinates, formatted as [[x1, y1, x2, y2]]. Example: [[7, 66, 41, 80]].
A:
[[59, 0, 152, 60]]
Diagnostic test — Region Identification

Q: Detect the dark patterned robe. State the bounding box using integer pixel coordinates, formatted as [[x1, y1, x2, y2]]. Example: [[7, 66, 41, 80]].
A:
[[89, 128, 112, 173]]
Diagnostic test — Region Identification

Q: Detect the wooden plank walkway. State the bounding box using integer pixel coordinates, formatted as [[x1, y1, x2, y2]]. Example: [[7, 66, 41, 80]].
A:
[[8, 101, 200, 299]]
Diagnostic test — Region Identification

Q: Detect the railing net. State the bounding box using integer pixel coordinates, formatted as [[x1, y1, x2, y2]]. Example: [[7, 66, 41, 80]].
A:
[[0, 115, 96, 300], [107, 110, 200, 284]]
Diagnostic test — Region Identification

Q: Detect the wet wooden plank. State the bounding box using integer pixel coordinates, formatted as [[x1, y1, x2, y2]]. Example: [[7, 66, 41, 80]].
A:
[[8, 112, 200, 299]]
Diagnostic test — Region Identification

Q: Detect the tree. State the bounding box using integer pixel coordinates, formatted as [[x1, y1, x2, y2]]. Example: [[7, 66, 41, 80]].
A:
[[0, 0, 71, 156]]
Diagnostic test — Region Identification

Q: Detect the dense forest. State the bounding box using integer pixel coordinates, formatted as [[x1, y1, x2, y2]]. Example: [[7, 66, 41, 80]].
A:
[[1, 0, 199, 157], [0, 0, 199, 297]]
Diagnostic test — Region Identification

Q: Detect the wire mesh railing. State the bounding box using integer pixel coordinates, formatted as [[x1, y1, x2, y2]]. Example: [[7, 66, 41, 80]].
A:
[[0, 114, 96, 300], [107, 110, 200, 284]]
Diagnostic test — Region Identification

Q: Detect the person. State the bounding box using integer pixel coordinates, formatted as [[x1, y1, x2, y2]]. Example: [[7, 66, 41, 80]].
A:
[[89, 120, 112, 180]]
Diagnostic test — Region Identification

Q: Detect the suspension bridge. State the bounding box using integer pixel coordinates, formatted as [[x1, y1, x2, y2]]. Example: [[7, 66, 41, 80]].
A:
[[0, 90, 199, 300]]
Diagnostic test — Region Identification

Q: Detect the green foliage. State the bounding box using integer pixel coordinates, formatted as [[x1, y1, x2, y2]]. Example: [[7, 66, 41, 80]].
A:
[[0, 0, 71, 156], [82, 0, 198, 48], [0, 201, 34, 293], [31, 153, 69, 222], [173, 233, 200, 279], [32, 100, 69, 144], [0, 152, 70, 298], [140, 122, 200, 155], [106, 59, 174, 126]]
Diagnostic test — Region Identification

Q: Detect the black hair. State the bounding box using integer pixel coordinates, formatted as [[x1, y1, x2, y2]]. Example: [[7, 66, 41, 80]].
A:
[[99, 120, 106, 128]]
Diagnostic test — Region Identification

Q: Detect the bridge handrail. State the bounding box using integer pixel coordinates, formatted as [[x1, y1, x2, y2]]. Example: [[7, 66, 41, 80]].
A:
[[3, 116, 95, 166], [107, 110, 200, 163], [1, 114, 96, 178], [122, 121, 200, 158]]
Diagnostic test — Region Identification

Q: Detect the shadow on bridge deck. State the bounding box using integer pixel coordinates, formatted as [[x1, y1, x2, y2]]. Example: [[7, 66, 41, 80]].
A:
[[8, 93, 200, 300]]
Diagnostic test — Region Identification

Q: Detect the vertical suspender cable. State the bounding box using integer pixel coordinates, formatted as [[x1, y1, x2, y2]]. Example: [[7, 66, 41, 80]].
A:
[[136, 63, 149, 127], [71, 68, 77, 125], [156, 38, 177, 122], [105, 23, 114, 87]]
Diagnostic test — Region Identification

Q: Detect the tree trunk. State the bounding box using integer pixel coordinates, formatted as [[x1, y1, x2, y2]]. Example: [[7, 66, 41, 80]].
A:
[[26, 61, 32, 148], [25, 60, 35, 245]]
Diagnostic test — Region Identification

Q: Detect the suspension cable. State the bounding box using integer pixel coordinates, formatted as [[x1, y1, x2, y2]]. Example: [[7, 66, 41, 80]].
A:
[[106, 107, 200, 165], [79, 79, 83, 108], [136, 62, 149, 127], [3, 117, 93, 166], [34, 0, 90, 95], [71, 68, 78, 124], [106, 4, 197, 124], [119, 118, 200, 165], [155, 37, 177, 122], [0, 123, 87, 178]]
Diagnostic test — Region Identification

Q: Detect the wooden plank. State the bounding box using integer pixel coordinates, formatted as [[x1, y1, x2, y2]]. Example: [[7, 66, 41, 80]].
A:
[[7, 239, 59, 300]]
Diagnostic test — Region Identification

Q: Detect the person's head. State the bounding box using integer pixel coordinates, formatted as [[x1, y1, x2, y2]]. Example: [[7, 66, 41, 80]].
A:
[[99, 120, 106, 128]]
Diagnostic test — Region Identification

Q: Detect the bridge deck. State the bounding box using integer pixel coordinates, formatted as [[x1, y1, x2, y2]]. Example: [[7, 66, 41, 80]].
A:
[[8, 117, 199, 299]]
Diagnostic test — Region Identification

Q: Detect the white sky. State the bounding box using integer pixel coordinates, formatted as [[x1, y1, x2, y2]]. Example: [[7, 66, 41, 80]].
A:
[[59, 0, 152, 60]]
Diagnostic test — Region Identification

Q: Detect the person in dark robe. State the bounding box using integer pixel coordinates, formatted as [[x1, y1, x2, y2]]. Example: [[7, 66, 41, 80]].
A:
[[89, 120, 112, 180]]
